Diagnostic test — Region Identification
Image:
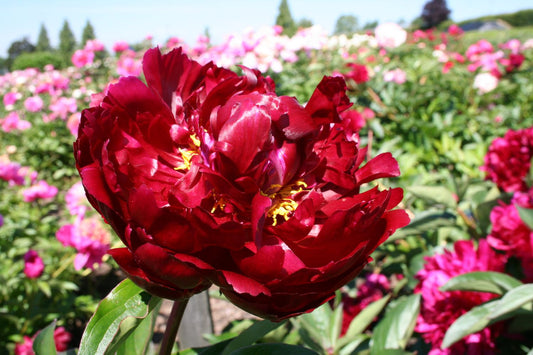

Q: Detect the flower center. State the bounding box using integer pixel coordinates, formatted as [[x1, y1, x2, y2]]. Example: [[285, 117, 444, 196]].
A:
[[265, 181, 307, 226], [175, 133, 201, 172]]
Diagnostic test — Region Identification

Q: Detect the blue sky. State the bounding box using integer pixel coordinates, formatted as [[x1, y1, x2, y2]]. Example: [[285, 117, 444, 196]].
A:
[[1, 0, 531, 56]]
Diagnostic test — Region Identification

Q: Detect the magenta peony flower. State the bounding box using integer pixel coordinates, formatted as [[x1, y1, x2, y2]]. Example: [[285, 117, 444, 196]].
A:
[[56, 216, 111, 270], [3, 92, 21, 108], [340, 273, 392, 336], [74, 47, 409, 320], [22, 180, 58, 202], [23, 249, 44, 279], [488, 188, 533, 277], [481, 127, 533, 192], [0, 159, 26, 186], [113, 41, 130, 53], [415, 240, 506, 354]]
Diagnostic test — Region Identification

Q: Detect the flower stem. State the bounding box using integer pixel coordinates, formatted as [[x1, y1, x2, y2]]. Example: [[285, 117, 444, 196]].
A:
[[159, 298, 190, 355]]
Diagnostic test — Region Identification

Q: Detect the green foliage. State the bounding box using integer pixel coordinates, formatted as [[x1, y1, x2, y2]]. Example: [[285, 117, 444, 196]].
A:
[[11, 51, 65, 71], [59, 20, 76, 59], [7, 37, 35, 70], [297, 18, 313, 29], [81, 20, 96, 46], [36, 24, 52, 52], [275, 0, 297, 37], [333, 15, 359, 35], [458, 9, 533, 28]]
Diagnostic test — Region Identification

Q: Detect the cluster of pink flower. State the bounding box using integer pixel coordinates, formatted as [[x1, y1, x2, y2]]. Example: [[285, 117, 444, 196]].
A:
[[0, 64, 91, 135], [71, 39, 106, 68], [414, 126, 533, 354], [55, 182, 111, 270], [0, 156, 58, 280], [466, 38, 527, 94]]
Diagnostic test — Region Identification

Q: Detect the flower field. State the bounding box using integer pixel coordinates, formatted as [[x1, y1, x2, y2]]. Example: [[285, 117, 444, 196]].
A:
[[1, 23, 533, 354]]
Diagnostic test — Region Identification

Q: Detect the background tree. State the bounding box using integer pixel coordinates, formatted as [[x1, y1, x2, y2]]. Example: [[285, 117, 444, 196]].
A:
[[334, 15, 359, 35], [81, 20, 96, 46], [361, 20, 379, 30], [297, 18, 313, 29], [7, 37, 35, 70], [59, 20, 76, 60], [36, 23, 52, 52], [275, 0, 297, 37], [421, 0, 451, 29]]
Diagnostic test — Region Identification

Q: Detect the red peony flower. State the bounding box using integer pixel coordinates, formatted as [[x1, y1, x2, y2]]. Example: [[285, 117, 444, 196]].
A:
[[344, 63, 370, 84], [481, 127, 533, 192], [74, 47, 409, 320], [415, 240, 506, 354]]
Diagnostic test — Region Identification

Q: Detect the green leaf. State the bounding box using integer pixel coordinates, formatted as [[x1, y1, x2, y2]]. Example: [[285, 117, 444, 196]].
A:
[[227, 343, 319, 355], [440, 271, 523, 295], [297, 303, 333, 351], [441, 299, 498, 349], [338, 334, 368, 355], [407, 186, 457, 209], [517, 206, 533, 230], [338, 294, 391, 349], [221, 319, 286, 355], [180, 340, 233, 355], [33, 320, 57, 355], [115, 296, 162, 355], [387, 211, 456, 241], [78, 278, 161, 355], [489, 284, 533, 320], [371, 294, 420, 354]]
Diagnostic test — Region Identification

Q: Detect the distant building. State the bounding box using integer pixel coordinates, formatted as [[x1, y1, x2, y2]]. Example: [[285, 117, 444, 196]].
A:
[[460, 19, 512, 32]]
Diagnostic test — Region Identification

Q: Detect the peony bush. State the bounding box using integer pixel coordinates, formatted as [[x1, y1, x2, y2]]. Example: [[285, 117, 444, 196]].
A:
[[0, 22, 533, 354]]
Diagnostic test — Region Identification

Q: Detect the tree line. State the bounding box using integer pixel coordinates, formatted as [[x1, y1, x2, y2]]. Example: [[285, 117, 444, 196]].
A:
[[1, 20, 97, 72]]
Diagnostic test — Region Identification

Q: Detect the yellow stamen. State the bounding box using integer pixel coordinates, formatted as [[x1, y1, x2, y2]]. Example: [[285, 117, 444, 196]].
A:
[[175, 148, 197, 171], [265, 181, 308, 226]]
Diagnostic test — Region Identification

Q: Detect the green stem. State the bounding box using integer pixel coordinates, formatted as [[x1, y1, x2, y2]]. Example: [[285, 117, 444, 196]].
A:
[[159, 298, 190, 355]]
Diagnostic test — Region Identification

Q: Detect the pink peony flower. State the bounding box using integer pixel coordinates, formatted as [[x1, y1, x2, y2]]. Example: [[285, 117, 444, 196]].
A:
[[23, 96, 44, 112], [14, 336, 33, 355], [374, 23, 407, 48], [383, 68, 407, 84], [473, 72, 499, 94], [3, 92, 20, 108], [84, 39, 105, 52], [488, 188, 533, 261], [1, 112, 31, 132], [113, 41, 130, 53], [48, 97, 77, 121], [116, 50, 142, 77], [56, 216, 111, 270], [22, 180, 58, 202], [481, 127, 533, 192], [14, 327, 71, 354], [415, 240, 506, 354], [65, 181, 88, 217], [71, 49, 95, 68], [23, 249, 44, 279], [447, 24, 464, 37]]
